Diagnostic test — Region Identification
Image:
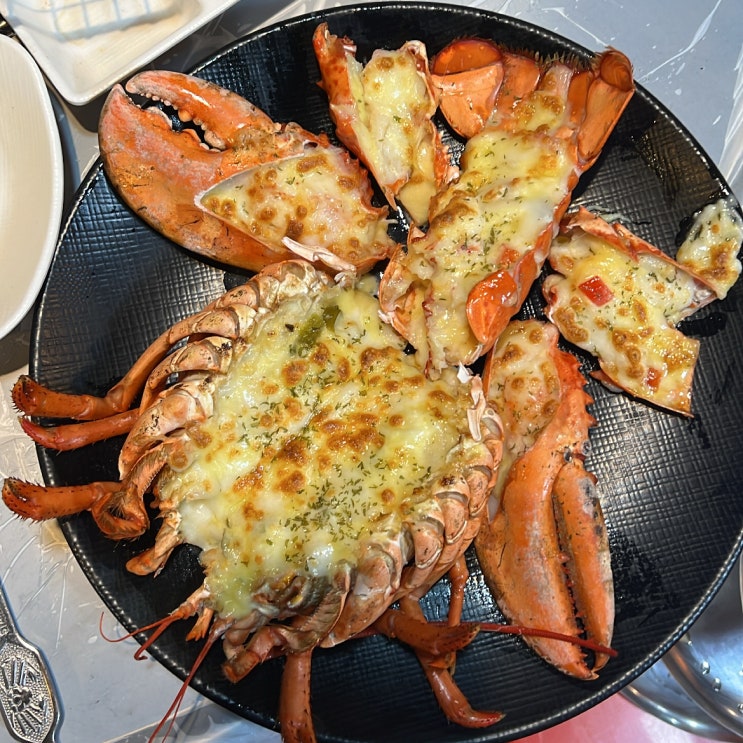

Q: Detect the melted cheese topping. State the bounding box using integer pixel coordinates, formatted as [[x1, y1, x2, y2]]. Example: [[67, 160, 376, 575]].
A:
[[676, 199, 743, 299], [199, 146, 392, 265], [544, 229, 703, 414], [399, 121, 573, 371], [340, 42, 440, 225], [159, 282, 476, 619], [485, 320, 562, 497]]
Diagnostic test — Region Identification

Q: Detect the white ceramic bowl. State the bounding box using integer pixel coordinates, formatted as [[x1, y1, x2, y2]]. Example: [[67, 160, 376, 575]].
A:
[[0, 35, 63, 339]]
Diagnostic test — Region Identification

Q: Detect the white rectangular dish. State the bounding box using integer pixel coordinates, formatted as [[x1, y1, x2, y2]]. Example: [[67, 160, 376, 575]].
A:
[[0, 0, 242, 105]]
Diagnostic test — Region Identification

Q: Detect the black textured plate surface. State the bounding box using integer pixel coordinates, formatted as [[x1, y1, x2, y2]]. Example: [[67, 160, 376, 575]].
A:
[[31, 3, 743, 741]]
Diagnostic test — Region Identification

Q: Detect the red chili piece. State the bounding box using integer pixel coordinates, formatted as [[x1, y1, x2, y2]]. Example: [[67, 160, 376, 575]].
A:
[[578, 275, 614, 306]]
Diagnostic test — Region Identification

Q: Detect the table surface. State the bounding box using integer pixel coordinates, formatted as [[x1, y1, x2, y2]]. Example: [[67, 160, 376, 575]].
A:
[[0, 1, 741, 741]]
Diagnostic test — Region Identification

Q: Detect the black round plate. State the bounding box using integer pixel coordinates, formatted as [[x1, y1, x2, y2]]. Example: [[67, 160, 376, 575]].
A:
[[31, 3, 743, 742]]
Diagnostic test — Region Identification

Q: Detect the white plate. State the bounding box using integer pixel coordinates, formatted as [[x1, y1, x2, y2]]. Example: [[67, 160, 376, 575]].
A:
[[0, 35, 63, 339], [0, 0, 241, 105]]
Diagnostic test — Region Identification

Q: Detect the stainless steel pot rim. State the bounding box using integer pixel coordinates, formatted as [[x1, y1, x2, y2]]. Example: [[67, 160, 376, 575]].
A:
[[623, 660, 740, 742], [624, 556, 743, 742]]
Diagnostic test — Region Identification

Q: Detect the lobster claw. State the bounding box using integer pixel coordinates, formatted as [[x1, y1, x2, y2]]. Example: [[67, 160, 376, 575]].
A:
[[476, 320, 614, 679], [99, 73, 285, 270], [99, 70, 395, 273]]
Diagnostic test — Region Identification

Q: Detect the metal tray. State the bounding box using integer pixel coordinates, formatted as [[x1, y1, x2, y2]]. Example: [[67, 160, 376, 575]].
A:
[[664, 556, 743, 739]]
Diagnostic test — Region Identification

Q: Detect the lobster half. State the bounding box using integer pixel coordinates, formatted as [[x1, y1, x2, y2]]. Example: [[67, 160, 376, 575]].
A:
[[376, 39, 635, 373]]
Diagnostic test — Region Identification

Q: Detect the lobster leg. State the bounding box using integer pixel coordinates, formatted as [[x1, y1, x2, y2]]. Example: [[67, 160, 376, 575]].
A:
[[19, 409, 140, 451], [2, 441, 167, 539], [11, 329, 184, 421], [2, 479, 120, 521], [279, 650, 317, 743], [373, 605, 480, 657], [390, 596, 504, 728], [2, 478, 148, 539], [446, 554, 470, 626], [126, 510, 181, 576], [13, 374, 135, 421], [13, 291, 259, 423], [421, 661, 505, 728]]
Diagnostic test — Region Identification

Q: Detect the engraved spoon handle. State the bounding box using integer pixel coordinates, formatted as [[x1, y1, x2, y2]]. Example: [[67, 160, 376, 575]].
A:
[[0, 580, 60, 743]]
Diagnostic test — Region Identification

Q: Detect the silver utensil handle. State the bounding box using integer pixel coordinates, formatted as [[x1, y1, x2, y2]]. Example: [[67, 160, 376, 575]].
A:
[[0, 582, 60, 743], [0, 14, 15, 37]]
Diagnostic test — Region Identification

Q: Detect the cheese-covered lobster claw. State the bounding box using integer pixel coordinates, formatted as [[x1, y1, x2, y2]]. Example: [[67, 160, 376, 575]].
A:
[[378, 41, 634, 374], [476, 320, 614, 678], [99, 70, 396, 273]]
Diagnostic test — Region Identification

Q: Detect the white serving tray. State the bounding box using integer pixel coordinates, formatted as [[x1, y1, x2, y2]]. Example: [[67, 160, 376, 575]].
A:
[[0, 0, 242, 105]]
